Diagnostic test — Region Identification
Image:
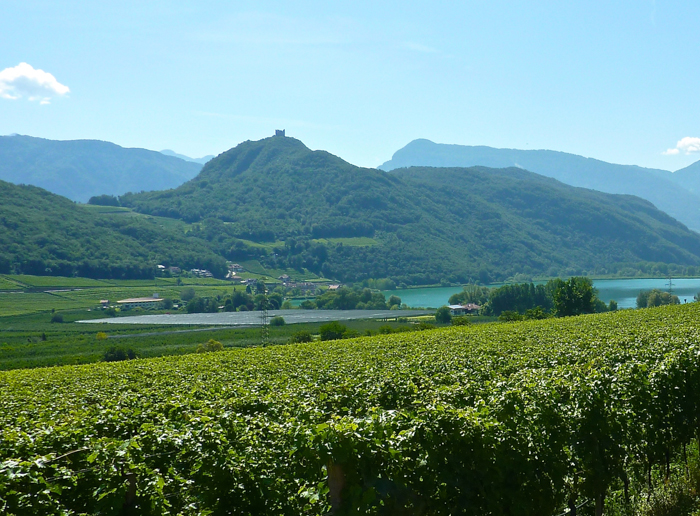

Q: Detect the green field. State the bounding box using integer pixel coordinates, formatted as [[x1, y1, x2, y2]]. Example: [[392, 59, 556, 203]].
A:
[[2, 304, 700, 514]]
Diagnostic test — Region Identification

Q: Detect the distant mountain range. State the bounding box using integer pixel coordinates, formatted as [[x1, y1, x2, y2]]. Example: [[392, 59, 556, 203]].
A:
[[380, 139, 700, 231], [160, 149, 215, 165], [119, 136, 700, 284], [0, 135, 203, 203]]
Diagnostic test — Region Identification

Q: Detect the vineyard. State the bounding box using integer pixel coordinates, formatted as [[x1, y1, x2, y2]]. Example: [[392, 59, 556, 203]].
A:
[[3, 304, 700, 514]]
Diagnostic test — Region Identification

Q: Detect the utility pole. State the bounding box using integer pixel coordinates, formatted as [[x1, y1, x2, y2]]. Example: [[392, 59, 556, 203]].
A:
[[667, 275, 674, 294], [257, 280, 270, 346]]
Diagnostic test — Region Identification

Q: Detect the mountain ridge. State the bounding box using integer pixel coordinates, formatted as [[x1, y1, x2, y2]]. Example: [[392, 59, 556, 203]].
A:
[[379, 139, 700, 231], [0, 135, 202, 202], [119, 135, 700, 284]]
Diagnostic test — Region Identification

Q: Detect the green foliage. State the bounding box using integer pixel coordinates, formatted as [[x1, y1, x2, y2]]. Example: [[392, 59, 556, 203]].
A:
[[0, 179, 226, 279], [196, 339, 223, 353], [435, 306, 452, 323], [451, 316, 471, 326], [448, 284, 490, 306], [319, 321, 348, 341], [5, 304, 700, 513], [50, 313, 63, 323], [289, 331, 313, 343], [552, 276, 597, 316], [486, 282, 554, 316], [270, 316, 285, 326], [637, 289, 681, 308], [498, 310, 524, 322], [87, 194, 120, 206], [102, 346, 137, 362], [608, 299, 618, 311], [180, 287, 196, 301], [523, 306, 550, 320]]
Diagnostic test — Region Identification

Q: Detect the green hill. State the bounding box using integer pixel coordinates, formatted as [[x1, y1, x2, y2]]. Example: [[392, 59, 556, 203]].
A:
[[121, 135, 700, 284], [0, 135, 202, 202], [379, 139, 700, 232], [0, 180, 225, 278]]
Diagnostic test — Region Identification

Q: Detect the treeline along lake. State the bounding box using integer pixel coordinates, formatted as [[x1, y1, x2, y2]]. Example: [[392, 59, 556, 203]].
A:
[[386, 278, 700, 309]]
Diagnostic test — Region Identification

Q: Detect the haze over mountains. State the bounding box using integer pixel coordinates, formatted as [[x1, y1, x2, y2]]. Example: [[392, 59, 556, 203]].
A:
[[160, 149, 214, 165], [0, 135, 203, 203], [380, 139, 700, 232]]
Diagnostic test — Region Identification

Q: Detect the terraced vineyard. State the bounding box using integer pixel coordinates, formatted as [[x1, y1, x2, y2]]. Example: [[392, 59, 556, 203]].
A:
[[3, 304, 700, 514]]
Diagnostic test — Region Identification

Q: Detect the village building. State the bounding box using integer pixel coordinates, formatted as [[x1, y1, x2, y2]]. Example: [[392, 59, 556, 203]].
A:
[[448, 303, 481, 316], [117, 295, 164, 310]]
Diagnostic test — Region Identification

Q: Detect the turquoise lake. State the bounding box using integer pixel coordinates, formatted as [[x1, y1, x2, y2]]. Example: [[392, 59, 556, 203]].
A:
[[383, 278, 700, 309]]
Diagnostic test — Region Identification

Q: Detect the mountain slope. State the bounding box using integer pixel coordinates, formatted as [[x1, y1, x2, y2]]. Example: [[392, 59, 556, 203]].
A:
[[0, 135, 202, 202], [668, 159, 700, 195], [160, 149, 215, 165], [0, 179, 225, 278], [379, 139, 700, 232], [120, 136, 700, 284]]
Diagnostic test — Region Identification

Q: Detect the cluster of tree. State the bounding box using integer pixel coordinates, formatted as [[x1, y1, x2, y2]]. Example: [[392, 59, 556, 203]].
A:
[[636, 289, 680, 308], [103, 346, 138, 362], [298, 287, 401, 311], [446, 278, 616, 320]]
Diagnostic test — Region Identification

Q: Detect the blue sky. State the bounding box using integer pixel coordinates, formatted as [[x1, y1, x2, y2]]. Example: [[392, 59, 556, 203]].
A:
[[1, 0, 698, 170]]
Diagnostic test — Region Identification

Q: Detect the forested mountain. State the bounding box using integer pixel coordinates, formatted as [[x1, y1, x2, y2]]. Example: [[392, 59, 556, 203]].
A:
[[0, 179, 225, 278], [668, 159, 700, 196], [120, 135, 700, 285], [0, 135, 202, 202], [160, 149, 215, 165], [379, 139, 700, 232]]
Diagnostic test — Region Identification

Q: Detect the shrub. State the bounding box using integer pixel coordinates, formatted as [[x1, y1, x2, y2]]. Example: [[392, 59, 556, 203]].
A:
[[289, 331, 313, 343], [50, 313, 64, 323], [196, 339, 224, 353], [96, 332, 108, 340], [319, 321, 347, 341], [435, 306, 452, 324], [103, 347, 138, 362], [451, 316, 471, 326], [499, 311, 524, 322], [414, 322, 436, 331], [181, 288, 196, 301], [270, 316, 285, 326]]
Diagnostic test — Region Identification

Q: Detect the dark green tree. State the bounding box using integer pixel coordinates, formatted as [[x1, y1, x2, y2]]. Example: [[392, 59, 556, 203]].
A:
[[553, 277, 597, 316]]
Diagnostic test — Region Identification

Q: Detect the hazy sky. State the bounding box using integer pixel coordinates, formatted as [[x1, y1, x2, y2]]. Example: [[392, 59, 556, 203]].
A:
[[1, 0, 699, 170]]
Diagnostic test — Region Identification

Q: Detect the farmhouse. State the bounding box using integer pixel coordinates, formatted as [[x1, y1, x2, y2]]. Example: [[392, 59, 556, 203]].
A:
[[448, 303, 481, 316]]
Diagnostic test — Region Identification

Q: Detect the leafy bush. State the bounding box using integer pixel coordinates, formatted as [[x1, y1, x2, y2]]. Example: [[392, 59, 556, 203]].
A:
[[50, 313, 63, 323], [435, 306, 452, 324], [289, 331, 313, 343], [451, 316, 471, 326], [637, 289, 680, 308], [181, 288, 196, 301], [319, 321, 347, 341], [103, 347, 137, 362], [196, 339, 224, 353], [499, 310, 524, 322], [270, 316, 285, 326], [95, 332, 108, 340]]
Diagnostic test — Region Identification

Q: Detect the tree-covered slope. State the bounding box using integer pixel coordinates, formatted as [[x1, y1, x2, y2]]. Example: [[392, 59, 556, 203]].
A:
[[379, 139, 700, 232], [0, 180, 225, 278], [0, 135, 202, 202], [121, 136, 700, 284]]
